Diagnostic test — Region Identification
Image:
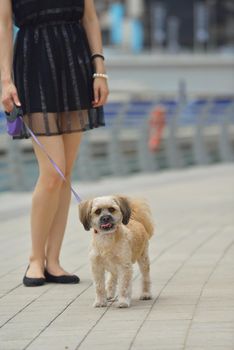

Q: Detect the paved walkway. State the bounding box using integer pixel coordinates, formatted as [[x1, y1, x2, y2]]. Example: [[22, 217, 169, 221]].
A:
[[0, 164, 233, 350]]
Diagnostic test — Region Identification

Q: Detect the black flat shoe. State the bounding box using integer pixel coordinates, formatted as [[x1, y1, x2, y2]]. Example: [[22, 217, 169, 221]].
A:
[[23, 266, 46, 287], [44, 269, 80, 284]]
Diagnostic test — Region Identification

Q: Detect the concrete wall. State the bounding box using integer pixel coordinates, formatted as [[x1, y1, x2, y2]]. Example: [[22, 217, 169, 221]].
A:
[[106, 53, 234, 97]]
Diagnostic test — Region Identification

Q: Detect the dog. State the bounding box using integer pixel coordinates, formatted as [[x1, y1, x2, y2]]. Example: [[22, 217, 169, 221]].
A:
[[79, 195, 154, 308]]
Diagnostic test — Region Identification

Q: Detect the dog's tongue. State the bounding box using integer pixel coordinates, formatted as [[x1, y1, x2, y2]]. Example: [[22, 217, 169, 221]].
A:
[[101, 223, 112, 229]]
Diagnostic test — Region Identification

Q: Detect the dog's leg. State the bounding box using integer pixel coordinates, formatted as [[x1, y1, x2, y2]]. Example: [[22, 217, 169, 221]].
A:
[[106, 271, 118, 300], [137, 244, 152, 300], [117, 263, 132, 308], [90, 254, 107, 307]]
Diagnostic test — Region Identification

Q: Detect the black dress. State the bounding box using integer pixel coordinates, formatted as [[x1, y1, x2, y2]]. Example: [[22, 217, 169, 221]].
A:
[[12, 0, 105, 139]]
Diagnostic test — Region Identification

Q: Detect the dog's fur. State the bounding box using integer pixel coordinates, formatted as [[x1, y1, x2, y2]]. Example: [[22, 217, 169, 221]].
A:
[[79, 195, 154, 308]]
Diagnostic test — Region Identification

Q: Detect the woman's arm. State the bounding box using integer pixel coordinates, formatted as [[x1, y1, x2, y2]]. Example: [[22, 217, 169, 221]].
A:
[[0, 0, 20, 112], [82, 0, 109, 107], [0, 0, 13, 83]]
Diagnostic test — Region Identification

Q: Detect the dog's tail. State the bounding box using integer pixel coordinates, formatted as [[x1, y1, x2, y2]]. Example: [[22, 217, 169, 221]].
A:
[[129, 198, 154, 239]]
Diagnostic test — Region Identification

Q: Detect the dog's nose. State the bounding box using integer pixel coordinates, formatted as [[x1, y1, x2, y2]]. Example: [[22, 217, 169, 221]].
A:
[[100, 215, 112, 224]]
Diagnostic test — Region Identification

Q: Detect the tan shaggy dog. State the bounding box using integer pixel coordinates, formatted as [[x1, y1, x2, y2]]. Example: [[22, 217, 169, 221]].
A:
[[79, 195, 154, 308]]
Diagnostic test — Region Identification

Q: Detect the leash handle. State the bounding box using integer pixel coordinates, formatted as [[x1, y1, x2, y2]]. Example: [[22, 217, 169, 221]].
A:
[[19, 116, 82, 203]]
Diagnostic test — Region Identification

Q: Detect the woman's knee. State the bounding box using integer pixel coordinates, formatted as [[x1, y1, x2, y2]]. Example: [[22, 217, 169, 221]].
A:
[[32, 135, 67, 191], [64, 168, 72, 181], [39, 169, 65, 191]]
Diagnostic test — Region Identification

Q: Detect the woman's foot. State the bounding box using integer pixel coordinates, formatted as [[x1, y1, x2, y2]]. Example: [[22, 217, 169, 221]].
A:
[[45, 262, 80, 284], [45, 263, 71, 277], [26, 260, 45, 278], [23, 262, 46, 287]]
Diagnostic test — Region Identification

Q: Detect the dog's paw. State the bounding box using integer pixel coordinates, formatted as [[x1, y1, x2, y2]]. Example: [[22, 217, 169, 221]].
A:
[[107, 293, 116, 301], [107, 296, 115, 301], [93, 299, 107, 308], [139, 292, 152, 300], [118, 298, 130, 308]]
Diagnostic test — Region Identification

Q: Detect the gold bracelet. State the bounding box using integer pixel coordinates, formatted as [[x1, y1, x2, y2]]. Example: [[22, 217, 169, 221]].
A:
[[93, 73, 109, 80]]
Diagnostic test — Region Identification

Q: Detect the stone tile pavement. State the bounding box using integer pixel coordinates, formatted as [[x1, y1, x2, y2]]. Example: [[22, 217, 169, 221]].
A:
[[0, 164, 233, 350]]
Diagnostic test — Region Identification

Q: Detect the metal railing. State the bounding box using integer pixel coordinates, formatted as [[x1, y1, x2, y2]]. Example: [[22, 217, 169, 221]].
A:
[[0, 96, 234, 192]]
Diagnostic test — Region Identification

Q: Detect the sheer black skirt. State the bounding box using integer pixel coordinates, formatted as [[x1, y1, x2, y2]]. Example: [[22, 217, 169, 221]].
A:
[[12, 21, 105, 139]]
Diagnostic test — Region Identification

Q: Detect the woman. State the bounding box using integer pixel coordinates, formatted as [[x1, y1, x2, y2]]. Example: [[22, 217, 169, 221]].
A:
[[0, 0, 109, 286]]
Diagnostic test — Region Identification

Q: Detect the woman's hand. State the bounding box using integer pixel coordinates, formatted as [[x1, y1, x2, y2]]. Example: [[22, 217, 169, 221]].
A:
[[1, 80, 21, 112], [92, 77, 109, 108]]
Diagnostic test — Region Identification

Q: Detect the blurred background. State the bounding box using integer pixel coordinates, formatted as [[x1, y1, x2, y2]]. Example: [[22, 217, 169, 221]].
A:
[[97, 0, 234, 53], [0, 0, 234, 192]]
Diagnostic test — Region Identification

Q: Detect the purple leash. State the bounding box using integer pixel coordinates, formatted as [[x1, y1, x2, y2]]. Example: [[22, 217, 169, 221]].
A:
[[19, 116, 82, 203]]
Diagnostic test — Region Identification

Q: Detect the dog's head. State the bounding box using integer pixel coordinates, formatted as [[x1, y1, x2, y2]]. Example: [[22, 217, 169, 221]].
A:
[[78, 195, 131, 234]]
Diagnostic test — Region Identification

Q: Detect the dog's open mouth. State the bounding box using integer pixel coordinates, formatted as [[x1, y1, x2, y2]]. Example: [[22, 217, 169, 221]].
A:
[[100, 223, 114, 231]]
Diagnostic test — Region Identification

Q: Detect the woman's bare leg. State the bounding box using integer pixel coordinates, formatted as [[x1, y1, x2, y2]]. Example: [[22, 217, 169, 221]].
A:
[[45, 131, 83, 275], [26, 134, 66, 278]]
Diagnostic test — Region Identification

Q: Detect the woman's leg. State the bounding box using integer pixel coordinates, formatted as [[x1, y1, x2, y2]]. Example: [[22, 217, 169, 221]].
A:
[[26, 134, 66, 278], [45, 130, 83, 275]]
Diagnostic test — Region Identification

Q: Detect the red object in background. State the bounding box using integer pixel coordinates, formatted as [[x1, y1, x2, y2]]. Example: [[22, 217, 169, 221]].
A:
[[148, 106, 166, 152]]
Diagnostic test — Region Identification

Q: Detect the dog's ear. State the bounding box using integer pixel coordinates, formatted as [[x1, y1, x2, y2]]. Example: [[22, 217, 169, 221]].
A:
[[79, 199, 92, 231], [115, 196, 131, 225]]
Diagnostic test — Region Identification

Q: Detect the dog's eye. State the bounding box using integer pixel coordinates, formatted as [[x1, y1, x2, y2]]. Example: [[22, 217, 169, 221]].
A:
[[108, 207, 115, 213], [94, 209, 102, 215]]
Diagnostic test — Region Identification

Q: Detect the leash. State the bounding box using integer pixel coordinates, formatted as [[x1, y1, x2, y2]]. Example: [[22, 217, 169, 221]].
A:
[[19, 116, 82, 204]]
